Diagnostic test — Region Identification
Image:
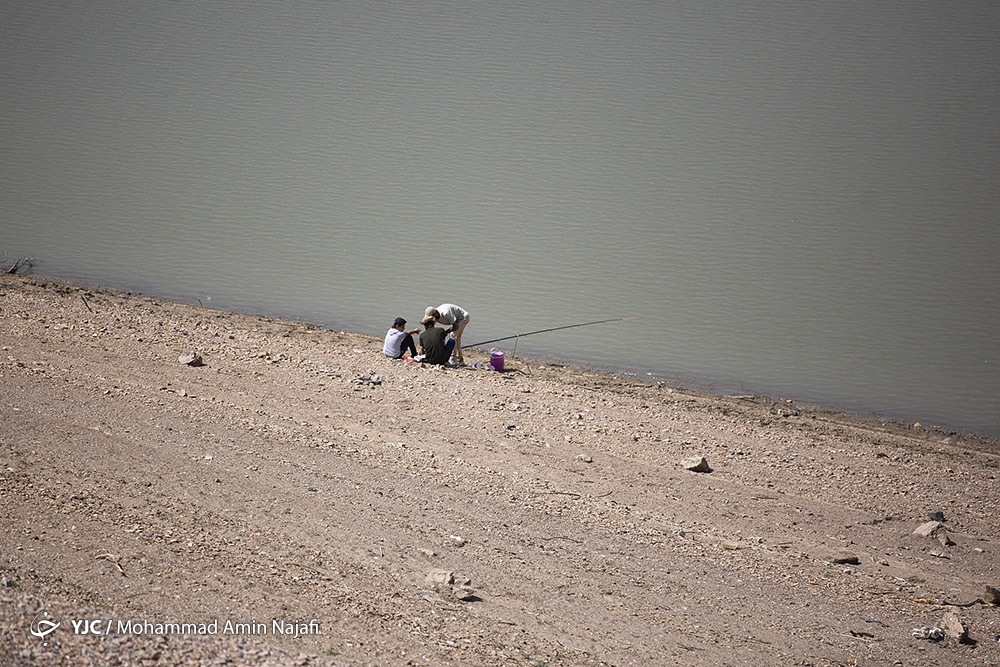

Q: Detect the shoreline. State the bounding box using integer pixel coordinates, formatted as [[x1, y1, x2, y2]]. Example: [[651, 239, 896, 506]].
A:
[[2, 272, 998, 666], [12, 270, 997, 446]]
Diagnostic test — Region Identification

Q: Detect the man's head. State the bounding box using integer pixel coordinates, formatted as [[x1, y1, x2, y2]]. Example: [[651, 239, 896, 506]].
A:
[[393, 317, 406, 330]]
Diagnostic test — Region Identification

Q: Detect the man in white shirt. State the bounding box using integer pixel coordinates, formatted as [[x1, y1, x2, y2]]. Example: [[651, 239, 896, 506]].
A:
[[423, 303, 470, 365]]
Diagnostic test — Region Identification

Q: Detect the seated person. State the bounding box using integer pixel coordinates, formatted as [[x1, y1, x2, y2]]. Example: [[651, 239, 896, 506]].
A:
[[418, 315, 455, 365], [382, 317, 419, 359]]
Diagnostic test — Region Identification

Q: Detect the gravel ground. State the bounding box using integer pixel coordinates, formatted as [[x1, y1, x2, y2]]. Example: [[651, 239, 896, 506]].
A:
[[1, 274, 998, 666]]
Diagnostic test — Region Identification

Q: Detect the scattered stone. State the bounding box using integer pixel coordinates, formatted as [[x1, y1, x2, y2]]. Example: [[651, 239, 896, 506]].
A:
[[928, 509, 946, 522], [424, 569, 477, 601], [452, 576, 476, 601], [424, 569, 454, 586], [178, 352, 203, 366], [453, 586, 478, 602], [417, 548, 437, 558], [576, 454, 593, 463], [912, 625, 944, 641], [832, 555, 860, 565], [981, 586, 1000, 605], [447, 535, 467, 547], [424, 569, 479, 602], [940, 610, 969, 643], [681, 456, 712, 473], [913, 521, 953, 546], [353, 374, 381, 386]]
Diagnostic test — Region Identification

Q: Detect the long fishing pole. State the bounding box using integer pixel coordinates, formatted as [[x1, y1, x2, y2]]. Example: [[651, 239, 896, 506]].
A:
[[468, 317, 638, 348]]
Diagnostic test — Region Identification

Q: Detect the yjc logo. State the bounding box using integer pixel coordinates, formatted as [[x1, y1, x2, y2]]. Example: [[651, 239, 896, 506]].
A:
[[29, 610, 60, 646], [69, 619, 108, 635]]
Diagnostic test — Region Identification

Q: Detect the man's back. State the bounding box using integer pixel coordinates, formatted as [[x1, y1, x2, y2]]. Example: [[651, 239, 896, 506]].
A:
[[419, 326, 450, 365]]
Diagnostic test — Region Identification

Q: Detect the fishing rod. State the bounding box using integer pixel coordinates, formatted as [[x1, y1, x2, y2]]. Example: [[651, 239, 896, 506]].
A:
[[468, 317, 638, 348]]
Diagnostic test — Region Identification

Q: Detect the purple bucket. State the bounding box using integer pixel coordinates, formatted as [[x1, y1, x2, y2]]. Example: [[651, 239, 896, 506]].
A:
[[489, 348, 505, 371]]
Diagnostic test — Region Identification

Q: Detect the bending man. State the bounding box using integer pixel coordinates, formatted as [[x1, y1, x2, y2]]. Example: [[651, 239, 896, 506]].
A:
[[423, 303, 469, 365]]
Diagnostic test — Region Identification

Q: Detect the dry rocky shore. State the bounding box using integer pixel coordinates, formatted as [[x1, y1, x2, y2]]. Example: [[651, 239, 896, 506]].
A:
[[1, 274, 998, 666]]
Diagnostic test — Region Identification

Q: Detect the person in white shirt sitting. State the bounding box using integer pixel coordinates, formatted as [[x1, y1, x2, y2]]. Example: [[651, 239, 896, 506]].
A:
[[382, 316, 419, 359]]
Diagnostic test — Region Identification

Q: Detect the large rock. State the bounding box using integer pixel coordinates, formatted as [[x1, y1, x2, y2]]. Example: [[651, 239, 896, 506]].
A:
[[425, 569, 454, 586], [913, 521, 954, 546], [178, 352, 204, 367], [940, 609, 969, 643], [681, 456, 712, 473]]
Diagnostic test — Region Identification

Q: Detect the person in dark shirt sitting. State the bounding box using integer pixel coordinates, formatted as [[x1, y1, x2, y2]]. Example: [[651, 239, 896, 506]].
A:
[[418, 314, 455, 365]]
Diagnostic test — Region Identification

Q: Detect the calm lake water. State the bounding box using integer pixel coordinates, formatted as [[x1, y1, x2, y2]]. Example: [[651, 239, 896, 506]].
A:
[[2, 2, 998, 438]]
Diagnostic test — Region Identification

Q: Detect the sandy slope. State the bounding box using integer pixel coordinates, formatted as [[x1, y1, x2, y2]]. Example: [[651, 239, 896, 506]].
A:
[[1, 274, 997, 667]]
